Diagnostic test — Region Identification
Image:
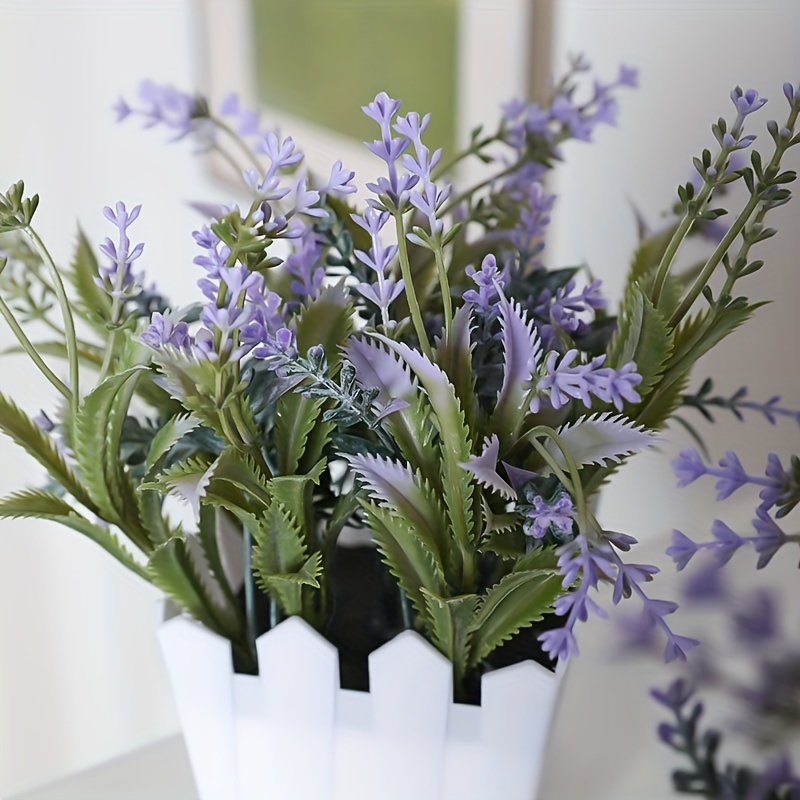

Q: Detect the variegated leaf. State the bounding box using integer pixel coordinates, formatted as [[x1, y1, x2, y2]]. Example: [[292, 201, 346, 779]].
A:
[[459, 435, 516, 500], [543, 413, 658, 470], [345, 452, 448, 561]]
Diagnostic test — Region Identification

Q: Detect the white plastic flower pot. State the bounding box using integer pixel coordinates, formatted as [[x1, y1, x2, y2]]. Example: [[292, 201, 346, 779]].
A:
[[159, 609, 562, 800]]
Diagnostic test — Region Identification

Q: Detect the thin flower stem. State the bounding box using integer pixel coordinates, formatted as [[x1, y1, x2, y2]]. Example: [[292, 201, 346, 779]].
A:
[[432, 244, 453, 343], [243, 526, 258, 653], [22, 227, 80, 410], [432, 130, 502, 180], [440, 162, 519, 217], [211, 117, 261, 169], [528, 425, 588, 531], [0, 294, 71, 398], [210, 143, 247, 178], [668, 194, 760, 328], [393, 212, 432, 359]]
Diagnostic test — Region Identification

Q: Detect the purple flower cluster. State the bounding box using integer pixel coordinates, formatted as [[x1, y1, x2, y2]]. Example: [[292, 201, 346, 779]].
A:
[[352, 208, 403, 326], [535, 277, 607, 345], [522, 491, 576, 540], [362, 91, 451, 231], [462, 254, 506, 316], [218, 92, 262, 139], [114, 81, 205, 142], [502, 62, 638, 152], [672, 448, 797, 512], [509, 182, 556, 268], [141, 225, 295, 368], [539, 529, 697, 662], [668, 512, 789, 572], [530, 350, 642, 413], [283, 228, 326, 304], [96, 202, 144, 302]]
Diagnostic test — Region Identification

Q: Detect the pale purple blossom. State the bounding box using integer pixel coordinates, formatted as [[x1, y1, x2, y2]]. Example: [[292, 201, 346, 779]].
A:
[[117, 81, 204, 142], [283, 230, 325, 302], [140, 309, 190, 351], [463, 254, 505, 315], [522, 492, 577, 539], [96, 202, 144, 301], [319, 160, 356, 197], [540, 530, 695, 663]]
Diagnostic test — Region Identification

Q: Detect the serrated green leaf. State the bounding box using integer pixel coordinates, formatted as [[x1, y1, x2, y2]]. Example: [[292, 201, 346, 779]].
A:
[[0, 390, 97, 513], [67, 227, 112, 326], [74, 367, 152, 551], [257, 551, 323, 617], [211, 449, 272, 509], [294, 281, 354, 367], [268, 460, 326, 539], [145, 414, 200, 474], [607, 284, 673, 401], [0, 488, 149, 579], [275, 394, 324, 475], [435, 304, 477, 431], [370, 335, 476, 576], [148, 536, 240, 638], [468, 570, 562, 666], [197, 504, 238, 606], [251, 500, 312, 615], [421, 589, 478, 681], [361, 502, 445, 626]]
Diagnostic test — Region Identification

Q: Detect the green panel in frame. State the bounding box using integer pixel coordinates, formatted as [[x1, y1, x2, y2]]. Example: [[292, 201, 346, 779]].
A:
[[249, 0, 458, 154]]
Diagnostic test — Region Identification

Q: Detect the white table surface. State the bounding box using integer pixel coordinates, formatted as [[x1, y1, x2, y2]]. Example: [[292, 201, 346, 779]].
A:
[[9, 736, 199, 800]]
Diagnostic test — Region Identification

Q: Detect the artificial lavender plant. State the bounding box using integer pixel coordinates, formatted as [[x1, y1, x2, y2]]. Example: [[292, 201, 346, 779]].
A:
[[0, 63, 797, 699]]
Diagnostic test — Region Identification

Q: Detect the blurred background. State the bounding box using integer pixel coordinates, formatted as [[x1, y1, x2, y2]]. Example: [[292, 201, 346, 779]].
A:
[[0, 0, 797, 796]]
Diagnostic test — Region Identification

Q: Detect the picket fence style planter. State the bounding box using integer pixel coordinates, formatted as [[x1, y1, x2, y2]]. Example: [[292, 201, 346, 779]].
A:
[[159, 611, 562, 800]]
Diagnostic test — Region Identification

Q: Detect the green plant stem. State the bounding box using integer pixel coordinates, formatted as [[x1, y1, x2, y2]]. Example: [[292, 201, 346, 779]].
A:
[[432, 130, 502, 180], [210, 142, 246, 178], [393, 211, 432, 359], [243, 526, 257, 654], [667, 194, 760, 328], [432, 244, 453, 343], [440, 162, 519, 217], [527, 425, 588, 531], [22, 228, 80, 410], [0, 294, 71, 398], [212, 117, 261, 168]]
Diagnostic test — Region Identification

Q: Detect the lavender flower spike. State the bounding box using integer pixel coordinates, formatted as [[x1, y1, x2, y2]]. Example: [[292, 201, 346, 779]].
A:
[[96, 201, 144, 300]]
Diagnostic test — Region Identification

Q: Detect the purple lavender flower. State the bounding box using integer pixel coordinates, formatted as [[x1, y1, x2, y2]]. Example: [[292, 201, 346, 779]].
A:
[[140, 310, 190, 351], [732, 589, 778, 644], [319, 160, 356, 198], [96, 202, 144, 301], [217, 92, 261, 137], [118, 81, 204, 142], [731, 86, 768, 119], [283, 230, 325, 302], [540, 528, 694, 663], [667, 530, 700, 571], [352, 208, 403, 324], [672, 448, 708, 487], [533, 350, 642, 412], [522, 492, 577, 539], [463, 254, 505, 315], [510, 183, 556, 267]]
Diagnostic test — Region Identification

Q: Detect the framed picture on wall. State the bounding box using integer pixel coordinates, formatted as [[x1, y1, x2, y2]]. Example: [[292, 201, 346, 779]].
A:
[[195, 0, 550, 187]]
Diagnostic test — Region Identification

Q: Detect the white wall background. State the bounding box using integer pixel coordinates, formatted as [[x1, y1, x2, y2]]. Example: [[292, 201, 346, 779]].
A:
[[0, 0, 797, 797]]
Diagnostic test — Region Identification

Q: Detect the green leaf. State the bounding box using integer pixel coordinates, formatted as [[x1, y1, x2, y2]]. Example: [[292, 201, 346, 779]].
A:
[[145, 414, 200, 474], [74, 367, 152, 551], [421, 589, 478, 680], [361, 501, 445, 625], [607, 283, 673, 401], [67, 227, 112, 327], [626, 221, 681, 295], [293, 281, 354, 367], [197, 504, 238, 606], [274, 394, 324, 476], [268, 460, 326, 538], [148, 536, 240, 638], [0, 488, 149, 579], [0, 390, 97, 513], [468, 570, 562, 666], [208, 449, 272, 510], [251, 500, 313, 616], [435, 304, 477, 431], [371, 335, 476, 557]]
